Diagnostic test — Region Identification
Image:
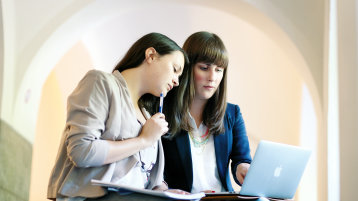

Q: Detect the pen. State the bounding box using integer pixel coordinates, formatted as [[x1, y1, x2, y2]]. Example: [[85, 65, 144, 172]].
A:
[[159, 92, 163, 113]]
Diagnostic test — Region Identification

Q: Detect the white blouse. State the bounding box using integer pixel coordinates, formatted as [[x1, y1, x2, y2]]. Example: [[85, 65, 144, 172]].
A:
[[113, 142, 158, 188], [188, 114, 224, 193]]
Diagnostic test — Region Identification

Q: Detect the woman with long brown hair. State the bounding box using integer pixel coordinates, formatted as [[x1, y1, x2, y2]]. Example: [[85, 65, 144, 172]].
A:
[[163, 31, 251, 193], [48, 32, 188, 201]]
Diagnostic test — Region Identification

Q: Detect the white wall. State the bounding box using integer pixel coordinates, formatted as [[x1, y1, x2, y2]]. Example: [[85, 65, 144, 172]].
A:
[[337, 1, 358, 200], [0, 1, 3, 111]]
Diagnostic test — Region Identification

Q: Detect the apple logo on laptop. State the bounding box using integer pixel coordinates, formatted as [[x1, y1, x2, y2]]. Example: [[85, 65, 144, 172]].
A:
[[274, 165, 282, 177]]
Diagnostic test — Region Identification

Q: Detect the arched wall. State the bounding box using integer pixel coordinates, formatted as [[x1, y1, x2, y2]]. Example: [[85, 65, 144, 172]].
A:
[[13, 0, 322, 145]]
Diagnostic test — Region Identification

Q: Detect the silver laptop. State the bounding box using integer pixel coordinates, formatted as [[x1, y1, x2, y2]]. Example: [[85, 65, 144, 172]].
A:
[[239, 140, 311, 199]]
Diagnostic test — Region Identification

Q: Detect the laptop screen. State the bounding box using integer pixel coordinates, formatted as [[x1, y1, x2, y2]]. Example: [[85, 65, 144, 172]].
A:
[[239, 140, 311, 199]]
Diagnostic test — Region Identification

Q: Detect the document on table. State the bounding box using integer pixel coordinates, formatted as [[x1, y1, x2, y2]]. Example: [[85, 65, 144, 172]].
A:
[[91, 179, 205, 200]]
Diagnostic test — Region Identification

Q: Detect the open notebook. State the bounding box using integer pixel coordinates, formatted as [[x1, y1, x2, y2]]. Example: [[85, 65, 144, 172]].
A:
[[91, 179, 205, 200]]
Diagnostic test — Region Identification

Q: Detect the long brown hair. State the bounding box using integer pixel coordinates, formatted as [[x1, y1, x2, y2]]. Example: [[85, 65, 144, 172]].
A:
[[164, 31, 228, 136], [113, 32, 188, 114]]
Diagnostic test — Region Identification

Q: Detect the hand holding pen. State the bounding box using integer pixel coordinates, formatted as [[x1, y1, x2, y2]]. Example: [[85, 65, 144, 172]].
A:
[[138, 92, 168, 147]]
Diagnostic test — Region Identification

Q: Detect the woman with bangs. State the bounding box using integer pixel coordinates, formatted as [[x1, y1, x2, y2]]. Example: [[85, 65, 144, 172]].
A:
[[162, 31, 252, 193]]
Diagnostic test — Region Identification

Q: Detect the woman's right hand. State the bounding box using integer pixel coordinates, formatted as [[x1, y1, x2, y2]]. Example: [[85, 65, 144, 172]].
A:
[[139, 113, 168, 147]]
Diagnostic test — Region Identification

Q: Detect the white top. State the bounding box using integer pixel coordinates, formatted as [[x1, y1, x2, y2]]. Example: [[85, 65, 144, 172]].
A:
[[113, 142, 158, 188], [188, 115, 224, 193]]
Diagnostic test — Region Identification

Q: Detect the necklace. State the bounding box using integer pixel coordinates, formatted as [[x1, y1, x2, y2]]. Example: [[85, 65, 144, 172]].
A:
[[138, 142, 157, 182], [188, 127, 210, 148]]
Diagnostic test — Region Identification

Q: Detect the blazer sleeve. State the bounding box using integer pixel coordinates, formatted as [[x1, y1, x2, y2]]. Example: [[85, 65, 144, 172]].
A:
[[229, 104, 252, 185], [65, 70, 112, 168]]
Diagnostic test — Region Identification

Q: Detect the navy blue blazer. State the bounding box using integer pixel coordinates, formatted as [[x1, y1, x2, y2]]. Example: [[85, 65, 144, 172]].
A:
[[162, 103, 252, 192]]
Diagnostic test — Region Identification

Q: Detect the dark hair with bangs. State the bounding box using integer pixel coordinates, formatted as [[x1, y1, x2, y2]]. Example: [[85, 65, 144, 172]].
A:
[[164, 31, 228, 136], [113, 32, 188, 115]]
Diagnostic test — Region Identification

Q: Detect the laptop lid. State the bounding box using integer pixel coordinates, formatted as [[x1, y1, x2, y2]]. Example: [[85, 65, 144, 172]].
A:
[[239, 140, 311, 199]]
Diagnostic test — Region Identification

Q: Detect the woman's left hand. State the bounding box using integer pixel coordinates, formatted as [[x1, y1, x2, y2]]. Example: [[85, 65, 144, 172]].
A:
[[235, 163, 250, 185], [164, 189, 190, 195], [152, 182, 168, 191], [152, 182, 190, 194]]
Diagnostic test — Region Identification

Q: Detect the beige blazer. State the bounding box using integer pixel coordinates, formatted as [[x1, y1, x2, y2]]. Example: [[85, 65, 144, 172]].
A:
[[47, 70, 164, 199]]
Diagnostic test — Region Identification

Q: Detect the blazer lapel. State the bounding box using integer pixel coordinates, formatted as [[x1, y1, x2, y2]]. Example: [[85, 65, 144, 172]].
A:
[[176, 131, 193, 190]]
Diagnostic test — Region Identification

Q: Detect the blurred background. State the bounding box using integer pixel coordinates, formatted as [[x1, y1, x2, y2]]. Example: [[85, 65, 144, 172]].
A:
[[0, 0, 357, 201]]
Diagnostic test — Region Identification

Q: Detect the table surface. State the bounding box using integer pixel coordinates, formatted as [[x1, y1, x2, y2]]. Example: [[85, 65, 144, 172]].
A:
[[85, 191, 292, 201]]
